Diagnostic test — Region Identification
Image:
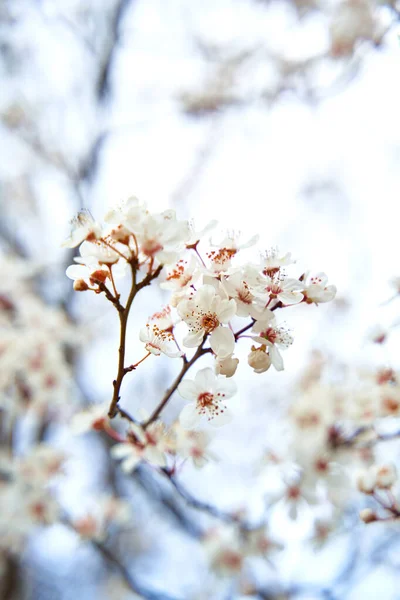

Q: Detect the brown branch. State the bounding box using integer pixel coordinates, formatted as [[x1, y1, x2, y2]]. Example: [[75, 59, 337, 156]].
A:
[[160, 469, 241, 524], [330, 424, 400, 450], [108, 261, 137, 418], [108, 262, 163, 418], [142, 343, 212, 428]]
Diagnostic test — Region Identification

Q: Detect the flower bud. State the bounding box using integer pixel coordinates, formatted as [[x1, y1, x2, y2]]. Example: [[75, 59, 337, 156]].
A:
[[248, 345, 271, 373], [357, 471, 375, 494], [73, 279, 89, 292], [216, 356, 239, 378], [375, 464, 397, 489], [90, 270, 108, 284], [360, 508, 378, 524]]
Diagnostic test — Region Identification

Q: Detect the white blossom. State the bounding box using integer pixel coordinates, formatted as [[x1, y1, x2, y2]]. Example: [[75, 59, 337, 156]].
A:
[[178, 367, 237, 428], [177, 285, 236, 356], [139, 324, 183, 358], [303, 272, 337, 304], [251, 313, 293, 371], [62, 210, 103, 248], [111, 422, 167, 472]]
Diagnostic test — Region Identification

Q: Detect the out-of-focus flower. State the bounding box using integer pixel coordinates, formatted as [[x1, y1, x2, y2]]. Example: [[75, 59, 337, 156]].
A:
[[72, 495, 131, 541], [169, 422, 217, 468], [70, 402, 110, 434], [62, 210, 103, 248], [358, 464, 397, 493], [111, 422, 168, 472], [203, 526, 244, 577], [329, 0, 376, 58]]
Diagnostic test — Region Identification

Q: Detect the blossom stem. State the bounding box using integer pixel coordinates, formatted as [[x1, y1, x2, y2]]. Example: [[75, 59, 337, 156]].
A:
[[108, 261, 138, 418], [142, 343, 211, 427], [194, 247, 206, 267], [234, 319, 255, 340], [124, 352, 151, 373], [108, 261, 163, 418], [160, 468, 240, 523], [234, 302, 281, 340], [108, 265, 119, 299], [100, 237, 129, 261], [98, 281, 123, 311]]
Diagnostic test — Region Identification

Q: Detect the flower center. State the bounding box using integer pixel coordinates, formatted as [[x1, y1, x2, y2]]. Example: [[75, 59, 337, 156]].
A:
[[201, 313, 219, 333], [142, 239, 163, 257], [266, 283, 282, 297], [198, 392, 215, 408], [237, 284, 252, 304], [260, 327, 277, 343]]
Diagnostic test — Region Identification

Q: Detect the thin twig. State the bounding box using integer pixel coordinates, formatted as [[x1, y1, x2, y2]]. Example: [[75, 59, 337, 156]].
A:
[[108, 262, 163, 418], [142, 343, 212, 428]]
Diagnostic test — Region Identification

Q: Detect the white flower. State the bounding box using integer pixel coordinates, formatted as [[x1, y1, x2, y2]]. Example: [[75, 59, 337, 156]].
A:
[[251, 313, 293, 371], [139, 324, 183, 358], [148, 305, 175, 331], [222, 271, 255, 317], [250, 272, 304, 306], [186, 219, 218, 246], [177, 285, 236, 357], [104, 196, 148, 233], [203, 526, 244, 577], [72, 495, 131, 542], [244, 527, 283, 557], [178, 367, 237, 428], [70, 402, 110, 435], [160, 256, 201, 293], [170, 423, 217, 468], [138, 210, 190, 264], [211, 231, 259, 252], [66, 241, 128, 286], [259, 247, 295, 277], [303, 272, 336, 304], [111, 422, 167, 472], [62, 210, 102, 248], [77, 239, 127, 266], [66, 263, 109, 286]]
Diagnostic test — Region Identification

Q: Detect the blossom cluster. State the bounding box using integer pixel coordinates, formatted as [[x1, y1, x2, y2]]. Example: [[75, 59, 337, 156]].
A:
[[65, 196, 336, 441], [0, 256, 78, 417], [202, 524, 282, 579], [0, 444, 63, 553], [254, 332, 400, 543]]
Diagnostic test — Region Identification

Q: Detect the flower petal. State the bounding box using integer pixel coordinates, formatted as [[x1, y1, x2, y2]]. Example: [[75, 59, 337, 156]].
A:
[[269, 344, 284, 371], [178, 380, 200, 400], [183, 329, 205, 348], [217, 299, 237, 323], [195, 367, 217, 391], [111, 444, 134, 459], [216, 377, 237, 399], [210, 327, 235, 359]]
